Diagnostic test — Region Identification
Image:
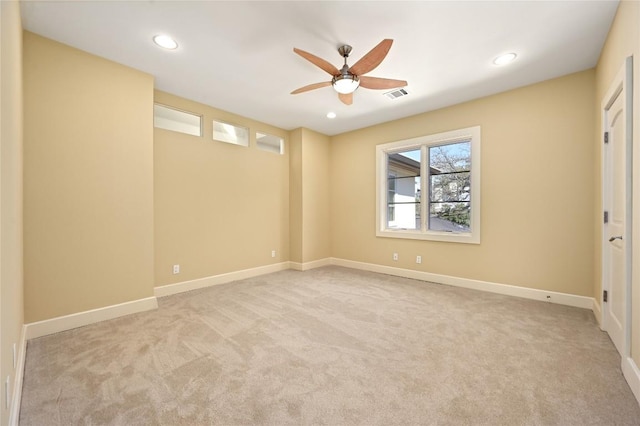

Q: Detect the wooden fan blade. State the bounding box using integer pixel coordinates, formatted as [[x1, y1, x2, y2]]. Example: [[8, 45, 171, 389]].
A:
[[349, 39, 393, 76], [293, 48, 340, 76], [359, 76, 408, 90], [291, 81, 332, 94], [338, 92, 353, 106]]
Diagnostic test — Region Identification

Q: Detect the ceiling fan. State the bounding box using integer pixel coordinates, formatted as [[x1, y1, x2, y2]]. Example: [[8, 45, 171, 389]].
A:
[[291, 39, 408, 106]]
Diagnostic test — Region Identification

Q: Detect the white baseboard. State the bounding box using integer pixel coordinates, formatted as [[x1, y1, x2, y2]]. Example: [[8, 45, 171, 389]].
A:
[[622, 356, 640, 406], [19, 260, 314, 342], [8, 325, 27, 426], [20, 257, 597, 337], [289, 258, 332, 271], [25, 296, 158, 340], [154, 262, 290, 297], [330, 258, 594, 310], [21, 259, 596, 341]]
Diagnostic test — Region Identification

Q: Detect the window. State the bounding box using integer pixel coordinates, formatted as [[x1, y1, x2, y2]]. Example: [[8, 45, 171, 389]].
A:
[[153, 104, 202, 136], [376, 126, 481, 244], [256, 132, 284, 154], [212, 120, 249, 147]]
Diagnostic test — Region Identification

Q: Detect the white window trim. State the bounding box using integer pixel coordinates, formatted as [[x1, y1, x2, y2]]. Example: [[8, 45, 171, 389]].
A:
[[376, 126, 481, 244]]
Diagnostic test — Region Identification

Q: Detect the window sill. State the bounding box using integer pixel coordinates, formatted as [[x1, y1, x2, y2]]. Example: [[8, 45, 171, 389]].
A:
[[376, 228, 480, 244]]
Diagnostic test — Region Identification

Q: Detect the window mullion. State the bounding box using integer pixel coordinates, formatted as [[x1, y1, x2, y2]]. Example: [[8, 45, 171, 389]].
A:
[[383, 152, 390, 230], [421, 145, 428, 233]]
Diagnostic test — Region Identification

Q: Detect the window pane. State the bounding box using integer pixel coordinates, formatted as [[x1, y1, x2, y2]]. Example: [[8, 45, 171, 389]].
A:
[[213, 120, 249, 146], [388, 201, 420, 229], [429, 141, 471, 232], [256, 132, 284, 154], [429, 142, 470, 173], [387, 149, 421, 229], [429, 202, 471, 232], [153, 104, 202, 136], [430, 172, 471, 202]]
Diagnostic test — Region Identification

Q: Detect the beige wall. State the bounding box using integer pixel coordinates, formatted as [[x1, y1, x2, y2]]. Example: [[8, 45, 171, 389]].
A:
[[301, 129, 331, 262], [289, 129, 303, 263], [1, 1, 24, 423], [154, 91, 289, 286], [595, 0, 640, 366], [23, 32, 155, 322], [331, 70, 595, 297], [289, 128, 331, 264]]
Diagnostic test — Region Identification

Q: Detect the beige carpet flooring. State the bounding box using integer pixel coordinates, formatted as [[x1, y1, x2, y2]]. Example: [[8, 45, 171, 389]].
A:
[[19, 266, 640, 425]]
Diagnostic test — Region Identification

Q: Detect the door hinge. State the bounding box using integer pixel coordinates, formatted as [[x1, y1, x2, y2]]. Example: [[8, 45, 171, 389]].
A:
[[603, 290, 608, 302], [604, 132, 609, 144], [604, 211, 609, 224]]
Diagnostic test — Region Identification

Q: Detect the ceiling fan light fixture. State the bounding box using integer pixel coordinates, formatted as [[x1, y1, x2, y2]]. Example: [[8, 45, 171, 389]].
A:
[[332, 74, 360, 94]]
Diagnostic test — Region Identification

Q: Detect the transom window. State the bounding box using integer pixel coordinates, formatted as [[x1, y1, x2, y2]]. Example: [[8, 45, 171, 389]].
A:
[[376, 126, 481, 244], [153, 104, 202, 137]]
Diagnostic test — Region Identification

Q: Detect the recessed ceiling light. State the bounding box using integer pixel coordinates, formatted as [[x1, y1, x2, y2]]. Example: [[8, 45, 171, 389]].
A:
[[153, 34, 178, 50], [326, 112, 337, 119], [493, 52, 517, 66]]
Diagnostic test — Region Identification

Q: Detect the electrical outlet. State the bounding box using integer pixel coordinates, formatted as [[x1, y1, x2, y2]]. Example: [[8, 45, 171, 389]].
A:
[[271, 250, 276, 258], [416, 255, 422, 264], [393, 252, 398, 261], [172, 264, 180, 274]]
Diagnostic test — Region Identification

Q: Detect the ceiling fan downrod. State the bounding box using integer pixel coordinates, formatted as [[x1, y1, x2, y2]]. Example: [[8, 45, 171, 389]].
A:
[[338, 45, 354, 76], [332, 44, 359, 94]]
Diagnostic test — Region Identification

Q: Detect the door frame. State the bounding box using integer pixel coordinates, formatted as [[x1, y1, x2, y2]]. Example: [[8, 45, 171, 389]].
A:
[[601, 56, 633, 358]]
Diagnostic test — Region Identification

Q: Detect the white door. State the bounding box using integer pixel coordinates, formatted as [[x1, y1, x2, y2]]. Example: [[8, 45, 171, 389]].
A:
[[602, 57, 632, 356]]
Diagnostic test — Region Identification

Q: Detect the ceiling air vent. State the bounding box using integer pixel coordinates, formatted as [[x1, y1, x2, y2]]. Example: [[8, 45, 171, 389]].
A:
[[384, 88, 409, 99]]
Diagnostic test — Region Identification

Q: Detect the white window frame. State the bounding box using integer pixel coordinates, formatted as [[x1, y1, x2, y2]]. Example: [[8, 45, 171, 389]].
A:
[[376, 126, 481, 244]]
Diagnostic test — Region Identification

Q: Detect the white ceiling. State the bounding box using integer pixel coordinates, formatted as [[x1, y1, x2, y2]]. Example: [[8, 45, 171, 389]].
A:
[[20, 1, 619, 136]]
